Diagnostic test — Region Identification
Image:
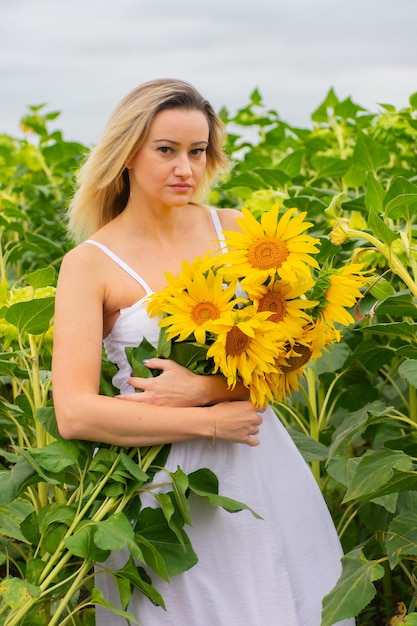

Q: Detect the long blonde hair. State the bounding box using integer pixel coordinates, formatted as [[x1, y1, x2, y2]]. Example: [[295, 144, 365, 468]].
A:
[[67, 78, 231, 243]]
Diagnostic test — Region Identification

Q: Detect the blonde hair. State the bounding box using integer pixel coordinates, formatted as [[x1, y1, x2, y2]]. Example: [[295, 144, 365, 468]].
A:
[[67, 78, 231, 243]]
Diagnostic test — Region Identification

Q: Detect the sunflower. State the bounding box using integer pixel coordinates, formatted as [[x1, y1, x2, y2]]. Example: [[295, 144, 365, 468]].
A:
[[268, 318, 338, 401], [318, 263, 371, 327], [219, 205, 320, 289], [149, 267, 244, 345], [207, 306, 286, 407], [147, 252, 217, 318], [250, 278, 317, 341]]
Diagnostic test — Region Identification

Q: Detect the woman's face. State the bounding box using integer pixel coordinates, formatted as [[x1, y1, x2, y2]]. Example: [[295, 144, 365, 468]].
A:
[[127, 108, 210, 209]]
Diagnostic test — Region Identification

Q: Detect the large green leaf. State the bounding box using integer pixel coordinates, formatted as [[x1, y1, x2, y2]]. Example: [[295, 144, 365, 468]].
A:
[[365, 172, 385, 213], [277, 149, 305, 177], [398, 360, 417, 389], [0, 458, 36, 505], [385, 510, 417, 567], [310, 155, 351, 180], [321, 548, 384, 626], [383, 176, 417, 219], [367, 204, 400, 245], [361, 322, 417, 342], [352, 129, 390, 171], [343, 449, 413, 503], [0, 498, 33, 542], [91, 587, 141, 625], [5, 296, 54, 335], [0, 577, 41, 610], [94, 512, 143, 561], [64, 522, 110, 561], [30, 440, 81, 473], [375, 292, 417, 318], [26, 266, 56, 289], [188, 468, 262, 518], [137, 507, 198, 576], [287, 428, 328, 462], [327, 401, 390, 460]]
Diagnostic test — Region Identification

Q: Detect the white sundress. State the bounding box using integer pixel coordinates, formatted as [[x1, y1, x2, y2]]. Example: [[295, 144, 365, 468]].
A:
[[85, 209, 354, 626]]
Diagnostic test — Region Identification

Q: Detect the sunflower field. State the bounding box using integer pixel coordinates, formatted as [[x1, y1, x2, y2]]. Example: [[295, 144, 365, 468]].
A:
[[1, 89, 417, 625]]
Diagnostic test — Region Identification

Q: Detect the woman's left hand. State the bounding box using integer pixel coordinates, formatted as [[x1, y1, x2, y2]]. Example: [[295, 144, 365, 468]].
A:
[[116, 358, 210, 407]]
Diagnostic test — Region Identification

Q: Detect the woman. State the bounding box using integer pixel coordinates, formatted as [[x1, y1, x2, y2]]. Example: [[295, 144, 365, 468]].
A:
[[52, 78, 353, 625]]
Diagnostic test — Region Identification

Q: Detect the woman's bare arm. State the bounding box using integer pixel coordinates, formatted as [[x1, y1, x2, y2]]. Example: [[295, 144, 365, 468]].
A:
[[52, 246, 261, 447]]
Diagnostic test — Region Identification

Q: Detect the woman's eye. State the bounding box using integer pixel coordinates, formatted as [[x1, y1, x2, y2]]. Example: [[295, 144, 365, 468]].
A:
[[190, 148, 206, 157], [157, 146, 174, 155]]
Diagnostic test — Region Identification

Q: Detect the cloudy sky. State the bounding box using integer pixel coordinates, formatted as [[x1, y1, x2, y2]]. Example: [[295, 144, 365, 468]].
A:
[[1, 0, 416, 145]]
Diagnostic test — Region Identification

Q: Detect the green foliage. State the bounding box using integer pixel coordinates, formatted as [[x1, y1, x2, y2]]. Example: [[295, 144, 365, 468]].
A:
[[1, 89, 417, 624]]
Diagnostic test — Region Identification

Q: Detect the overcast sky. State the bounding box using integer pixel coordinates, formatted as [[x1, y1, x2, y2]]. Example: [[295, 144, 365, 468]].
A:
[[1, 0, 416, 145]]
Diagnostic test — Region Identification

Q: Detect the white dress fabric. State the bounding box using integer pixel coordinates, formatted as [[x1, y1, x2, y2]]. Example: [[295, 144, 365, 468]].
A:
[[87, 210, 354, 626]]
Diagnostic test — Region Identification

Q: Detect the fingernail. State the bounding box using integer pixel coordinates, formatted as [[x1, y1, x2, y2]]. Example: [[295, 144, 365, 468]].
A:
[[142, 359, 149, 365]]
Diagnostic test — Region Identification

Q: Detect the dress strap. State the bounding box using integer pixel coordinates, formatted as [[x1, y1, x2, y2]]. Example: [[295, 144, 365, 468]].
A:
[[83, 240, 154, 295], [209, 208, 228, 252]]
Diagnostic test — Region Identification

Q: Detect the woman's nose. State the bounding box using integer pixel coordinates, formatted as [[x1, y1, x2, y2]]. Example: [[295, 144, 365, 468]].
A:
[[173, 153, 192, 176]]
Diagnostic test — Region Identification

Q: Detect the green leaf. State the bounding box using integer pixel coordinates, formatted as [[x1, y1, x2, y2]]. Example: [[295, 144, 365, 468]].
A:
[[251, 167, 290, 188], [0, 498, 33, 542], [398, 360, 417, 389], [385, 510, 417, 567], [367, 204, 400, 245], [383, 176, 417, 219], [36, 406, 60, 439], [277, 149, 305, 177], [361, 322, 417, 342], [157, 325, 172, 358], [5, 296, 54, 335], [137, 507, 198, 576], [30, 439, 81, 473], [310, 156, 351, 180], [328, 401, 390, 460], [91, 587, 141, 624], [409, 91, 417, 108], [119, 450, 149, 483], [64, 522, 110, 561], [0, 577, 41, 610], [38, 503, 76, 533], [222, 172, 265, 191], [374, 291, 416, 316], [321, 548, 384, 626], [169, 466, 191, 526], [26, 267, 56, 289], [311, 87, 339, 122], [343, 449, 413, 503], [188, 468, 262, 518], [125, 338, 157, 378], [154, 492, 185, 546], [364, 172, 385, 213], [0, 458, 36, 505], [112, 555, 166, 608], [352, 129, 390, 172], [94, 512, 142, 558], [135, 534, 170, 581], [346, 341, 393, 373], [287, 428, 328, 462]]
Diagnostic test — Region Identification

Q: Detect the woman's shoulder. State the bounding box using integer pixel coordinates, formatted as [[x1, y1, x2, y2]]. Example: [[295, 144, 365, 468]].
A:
[[199, 204, 242, 230], [59, 239, 108, 284]]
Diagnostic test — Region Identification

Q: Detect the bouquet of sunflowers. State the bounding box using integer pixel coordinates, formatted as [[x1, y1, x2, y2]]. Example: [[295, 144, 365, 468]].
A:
[[128, 205, 371, 409]]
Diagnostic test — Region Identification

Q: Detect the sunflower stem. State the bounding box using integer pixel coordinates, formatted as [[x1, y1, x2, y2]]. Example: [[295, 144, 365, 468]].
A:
[[306, 365, 320, 484]]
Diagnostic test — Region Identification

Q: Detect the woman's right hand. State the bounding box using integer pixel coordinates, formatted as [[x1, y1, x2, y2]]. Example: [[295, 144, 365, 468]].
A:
[[208, 400, 263, 447]]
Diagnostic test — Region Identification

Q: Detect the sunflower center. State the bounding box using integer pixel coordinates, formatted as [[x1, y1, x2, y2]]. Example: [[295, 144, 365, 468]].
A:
[[247, 237, 288, 270], [258, 291, 287, 322], [225, 326, 250, 356], [191, 302, 220, 325], [281, 342, 312, 373]]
